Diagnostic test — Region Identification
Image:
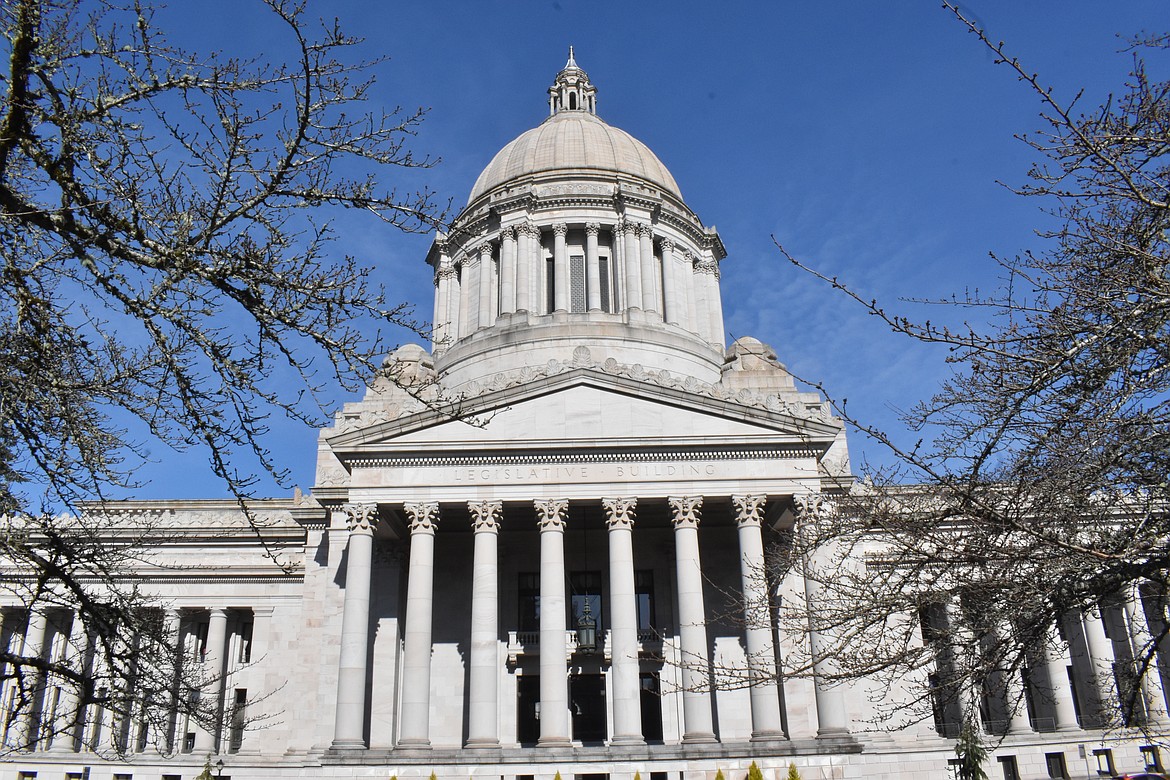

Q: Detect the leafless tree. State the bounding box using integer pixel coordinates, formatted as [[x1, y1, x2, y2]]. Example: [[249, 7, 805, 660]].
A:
[[0, 0, 442, 755], [775, 4, 1170, 738]]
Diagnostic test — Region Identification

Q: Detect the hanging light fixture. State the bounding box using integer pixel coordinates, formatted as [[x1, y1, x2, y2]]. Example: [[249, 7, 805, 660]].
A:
[[576, 597, 597, 653]]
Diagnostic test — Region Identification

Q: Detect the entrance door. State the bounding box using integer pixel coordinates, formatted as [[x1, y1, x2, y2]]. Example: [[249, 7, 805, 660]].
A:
[[517, 675, 540, 745], [570, 673, 606, 744]]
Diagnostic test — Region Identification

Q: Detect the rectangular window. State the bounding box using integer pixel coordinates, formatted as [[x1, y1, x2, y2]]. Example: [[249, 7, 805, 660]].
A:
[[946, 758, 962, 779], [66, 774, 84, 780], [238, 616, 254, 664], [16, 773, 36, 780], [570, 255, 586, 313], [228, 688, 247, 753], [545, 256, 555, 313], [1143, 744, 1163, 771], [1093, 748, 1114, 776], [599, 256, 611, 312], [1045, 752, 1068, 779], [518, 573, 540, 634], [570, 571, 603, 633], [997, 755, 1019, 780], [113, 774, 132, 780], [635, 570, 655, 634]]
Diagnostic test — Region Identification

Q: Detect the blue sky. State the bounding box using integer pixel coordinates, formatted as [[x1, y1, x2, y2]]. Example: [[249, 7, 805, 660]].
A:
[[126, 1, 1167, 499]]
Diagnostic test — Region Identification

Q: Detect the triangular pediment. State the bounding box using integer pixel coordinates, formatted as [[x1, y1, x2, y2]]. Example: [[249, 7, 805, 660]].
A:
[[326, 369, 840, 459]]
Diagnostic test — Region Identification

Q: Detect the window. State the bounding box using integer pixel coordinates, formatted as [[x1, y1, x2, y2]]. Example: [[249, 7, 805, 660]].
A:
[[66, 774, 84, 780], [228, 688, 247, 753], [635, 570, 656, 634], [599, 255, 612, 312], [545, 255, 555, 313], [1093, 748, 1115, 776], [570, 571, 602, 633], [1143, 745, 1163, 771], [237, 617, 254, 664], [113, 774, 132, 780], [16, 772, 35, 780], [163, 775, 183, 780], [570, 255, 586, 313], [946, 758, 962, 779], [518, 573, 540, 634], [997, 755, 1020, 780], [1045, 752, 1068, 779]]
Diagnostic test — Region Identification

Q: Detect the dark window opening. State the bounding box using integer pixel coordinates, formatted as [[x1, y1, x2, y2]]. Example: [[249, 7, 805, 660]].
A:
[[635, 570, 656, 634], [997, 755, 1020, 780], [570, 255, 586, 313], [1045, 752, 1068, 778], [640, 672, 663, 741], [570, 571, 603, 634], [518, 573, 540, 634], [599, 257, 612, 312]]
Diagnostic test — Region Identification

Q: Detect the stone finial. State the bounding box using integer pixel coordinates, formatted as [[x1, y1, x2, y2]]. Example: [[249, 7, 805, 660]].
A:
[[669, 496, 703, 529], [602, 497, 637, 530]]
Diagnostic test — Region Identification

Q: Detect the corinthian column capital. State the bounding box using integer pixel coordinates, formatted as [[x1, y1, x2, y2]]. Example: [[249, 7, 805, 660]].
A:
[[669, 496, 703, 529], [535, 498, 569, 531], [603, 497, 637, 530], [343, 503, 379, 533], [404, 502, 440, 534], [468, 500, 502, 533], [732, 494, 767, 528]]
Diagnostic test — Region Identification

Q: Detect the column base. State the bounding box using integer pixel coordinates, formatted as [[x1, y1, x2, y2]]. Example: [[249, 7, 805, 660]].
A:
[[609, 734, 646, 746], [815, 727, 852, 739], [396, 738, 433, 750], [682, 731, 717, 744], [464, 738, 501, 749], [537, 737, 573, 748], [330, 738, 366, 751], [750, 730, 788, 742]]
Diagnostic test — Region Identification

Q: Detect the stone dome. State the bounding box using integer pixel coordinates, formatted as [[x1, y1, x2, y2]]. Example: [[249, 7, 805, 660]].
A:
[[468, 105, 682, 203]]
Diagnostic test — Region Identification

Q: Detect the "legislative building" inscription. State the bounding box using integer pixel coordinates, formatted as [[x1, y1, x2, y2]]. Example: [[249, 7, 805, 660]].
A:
[[451, 461, 719, 484]]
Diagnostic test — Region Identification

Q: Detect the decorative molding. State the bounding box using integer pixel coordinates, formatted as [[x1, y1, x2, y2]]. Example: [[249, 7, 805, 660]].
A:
[[534, 498, 569, 531], [552, 222, 568, 237], [660, 237, 675, 255], [403, 502, 440, 534], [732, 494, 766, 528], [343, 504, 379, 533], [349, 446, 818, 469], [585, 222, 600, 237], [695, 257, 719, 277], [468, 500, 502, 533], [501, 225, 517, 242], [669, 496, 703, 529], [602, 497, 637, 530]]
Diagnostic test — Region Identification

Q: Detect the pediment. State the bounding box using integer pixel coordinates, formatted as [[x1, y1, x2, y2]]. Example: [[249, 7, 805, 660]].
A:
[[326, 369, 840, 460]]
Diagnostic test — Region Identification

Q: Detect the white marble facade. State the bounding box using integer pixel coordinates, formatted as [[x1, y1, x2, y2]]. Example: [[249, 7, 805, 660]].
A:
[[6, 52, 1170, 780]]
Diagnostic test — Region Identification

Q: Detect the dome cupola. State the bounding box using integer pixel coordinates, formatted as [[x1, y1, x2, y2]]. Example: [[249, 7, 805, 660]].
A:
[[425, 52, 727, 389]]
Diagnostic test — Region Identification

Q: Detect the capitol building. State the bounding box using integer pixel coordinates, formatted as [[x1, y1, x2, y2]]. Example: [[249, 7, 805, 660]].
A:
[[5, 53, 1168, 780]]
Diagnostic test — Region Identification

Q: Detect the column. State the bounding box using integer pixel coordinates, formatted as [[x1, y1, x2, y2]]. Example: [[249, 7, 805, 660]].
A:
[[194, 607, 228, 753], [433, 265, 457, 351], [793, 494, 851, 738], [604, 498, 643, 745], [535, 498, 571, 747], [585, 223, 601, 311], [331, 504, 378, 750], [1082, 606, 1116, 723], [500, 226, 517, 315], [697, 257, 723, 345], [516, 223, 533, 313], [399, 502, 440, 749], [660, 238, 679, 326], [48, 611, 84, 752], [1042, 621, 1081, 731], [18, 609, 47, 750], [689, 251, 710, 339], [478, 242, 494, 328], [1124, 584, 1170, 726], [733, 495, 785, 741], [553, 223, 569, 312], [638, 224, 658, 313], [467, 501, 502, 748], [669, 496, 716, 743], [462, 254, 480, 338], [994, 622, 1034, 735], [620, 222, 642, 310]]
